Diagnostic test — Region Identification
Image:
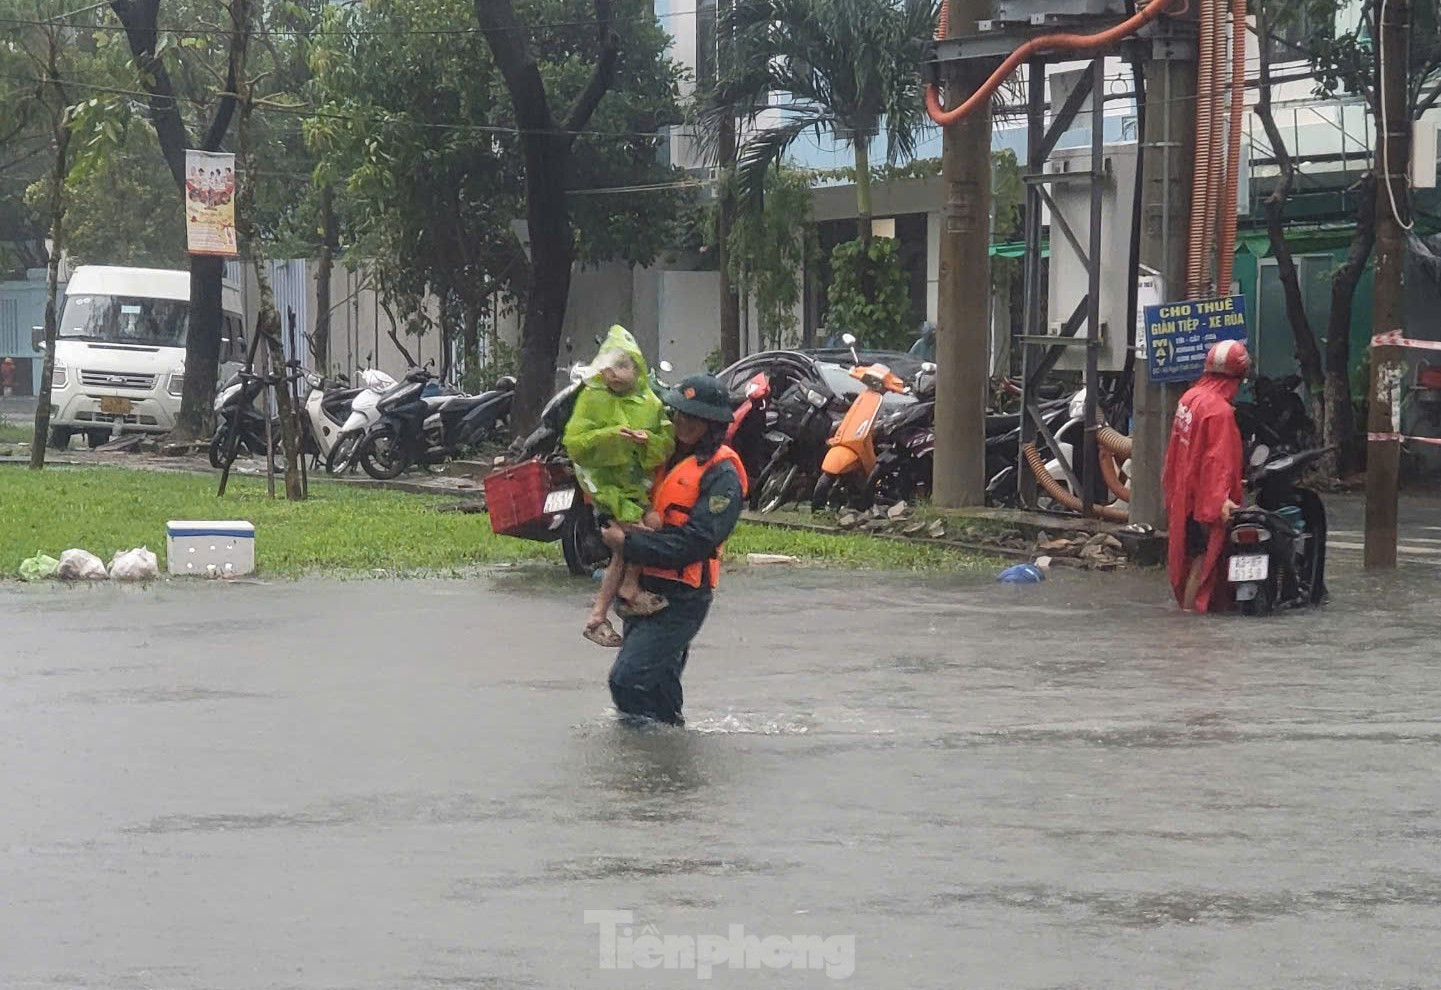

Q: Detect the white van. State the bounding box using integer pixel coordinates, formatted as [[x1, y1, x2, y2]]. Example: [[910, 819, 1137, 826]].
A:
[[43, 265, 245, 448]]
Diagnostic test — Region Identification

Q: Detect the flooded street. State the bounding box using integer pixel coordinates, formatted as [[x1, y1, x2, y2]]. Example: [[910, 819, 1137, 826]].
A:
[[3, 536, 1441, 987]]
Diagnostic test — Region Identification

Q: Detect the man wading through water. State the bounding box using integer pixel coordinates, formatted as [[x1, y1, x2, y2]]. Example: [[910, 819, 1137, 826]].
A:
[[599, 375, 747, 727]]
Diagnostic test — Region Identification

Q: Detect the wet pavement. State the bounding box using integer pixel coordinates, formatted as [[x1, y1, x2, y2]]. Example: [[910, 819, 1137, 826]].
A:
[[3, 541, 1441, 988]]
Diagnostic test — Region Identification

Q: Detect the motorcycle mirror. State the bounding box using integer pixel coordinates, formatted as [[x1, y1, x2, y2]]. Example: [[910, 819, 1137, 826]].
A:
[[841, 333, 857, 347], [659, 360, 674, 374], [921, 362, 937, 373], [1250, 444, 1270, 468]]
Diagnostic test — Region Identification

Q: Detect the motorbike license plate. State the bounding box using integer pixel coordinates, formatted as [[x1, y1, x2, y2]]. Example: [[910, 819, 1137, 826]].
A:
[[99, 396, 133, 415], [543, 488, 575, 513], [1228, 554, 1269, 583]]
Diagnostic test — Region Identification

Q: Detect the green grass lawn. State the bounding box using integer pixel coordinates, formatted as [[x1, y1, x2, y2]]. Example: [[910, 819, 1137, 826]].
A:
[[0, 466, 991, 579], [0, 419, 31, 445]]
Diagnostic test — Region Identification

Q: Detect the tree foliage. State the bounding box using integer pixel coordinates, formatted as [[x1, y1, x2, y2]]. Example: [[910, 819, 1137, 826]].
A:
[[725, 166, 817, 350], [827, 236, 909, 349], [307, 0, 683, 391], [713, 0, 938, 229]]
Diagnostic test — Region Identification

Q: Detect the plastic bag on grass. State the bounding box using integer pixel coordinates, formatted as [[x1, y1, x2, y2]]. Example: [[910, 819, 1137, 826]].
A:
[[57, 548, 108, 581], [109, 547, 159, 582], [19, 554, 60, 581]]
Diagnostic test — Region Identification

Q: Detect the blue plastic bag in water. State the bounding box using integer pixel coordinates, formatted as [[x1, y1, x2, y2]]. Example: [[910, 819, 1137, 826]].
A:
[[997, 563, 1045, 584]]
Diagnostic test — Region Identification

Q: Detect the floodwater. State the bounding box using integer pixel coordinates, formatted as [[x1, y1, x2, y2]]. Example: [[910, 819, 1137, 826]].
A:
[[2, 547, 1440, 988]]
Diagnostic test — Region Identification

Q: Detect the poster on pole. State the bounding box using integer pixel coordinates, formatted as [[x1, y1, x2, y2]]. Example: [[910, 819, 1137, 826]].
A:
[[184, 149, 238, 257], [1143, 295, 1248, 384]]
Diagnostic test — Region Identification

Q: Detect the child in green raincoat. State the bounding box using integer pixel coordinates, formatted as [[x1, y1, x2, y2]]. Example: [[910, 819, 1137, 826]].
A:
[[564, 325, 676, 647]]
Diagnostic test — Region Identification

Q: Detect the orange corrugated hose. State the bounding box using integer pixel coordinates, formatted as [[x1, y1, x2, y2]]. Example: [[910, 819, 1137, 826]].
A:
[[1187, 0, 1217, 296], [1216, 0, 1246, 292], [1022, 443, 1131, 521], [924, 0, 1180, 127]]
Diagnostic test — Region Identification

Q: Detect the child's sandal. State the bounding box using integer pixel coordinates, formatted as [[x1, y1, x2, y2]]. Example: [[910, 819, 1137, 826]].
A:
[[583, 618, 624, 648], [616, 590, 668, 619]]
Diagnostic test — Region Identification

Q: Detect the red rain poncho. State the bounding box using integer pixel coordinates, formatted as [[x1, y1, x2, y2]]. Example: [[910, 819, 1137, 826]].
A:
[[1162, 373, 1244, 612]]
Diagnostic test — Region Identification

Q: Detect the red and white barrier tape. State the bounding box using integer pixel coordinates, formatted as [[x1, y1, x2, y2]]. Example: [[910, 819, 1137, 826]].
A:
[[1371, 331, 1441, 352], [1368, 432, 1441, 446]]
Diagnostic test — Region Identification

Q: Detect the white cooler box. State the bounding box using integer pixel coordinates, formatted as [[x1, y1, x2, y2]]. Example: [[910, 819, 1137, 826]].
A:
[[166, 520, 256, 577]]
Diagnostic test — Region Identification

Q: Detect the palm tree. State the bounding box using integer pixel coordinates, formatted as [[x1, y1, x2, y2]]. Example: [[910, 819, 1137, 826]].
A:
[[712, 0, 938, 244]]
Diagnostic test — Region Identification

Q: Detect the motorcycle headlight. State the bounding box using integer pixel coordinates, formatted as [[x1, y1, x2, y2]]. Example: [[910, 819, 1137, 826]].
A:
[[305, 372, 323, 389], [806, 389, 828, 409]]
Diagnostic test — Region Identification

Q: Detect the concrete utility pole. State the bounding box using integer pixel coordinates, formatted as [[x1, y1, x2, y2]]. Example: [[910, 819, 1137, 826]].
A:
[[1365, 0, 1411, 569], [1129, 25, 1197, 529], [932, 0, 993, 508]]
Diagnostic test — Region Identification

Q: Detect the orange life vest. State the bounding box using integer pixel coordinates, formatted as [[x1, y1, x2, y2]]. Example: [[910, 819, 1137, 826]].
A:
[[641, 445, 749, 589]]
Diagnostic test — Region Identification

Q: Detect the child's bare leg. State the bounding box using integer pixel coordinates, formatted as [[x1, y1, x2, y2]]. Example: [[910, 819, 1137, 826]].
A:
[[618, 561, 643, 603], [589, 551, 627, 626]]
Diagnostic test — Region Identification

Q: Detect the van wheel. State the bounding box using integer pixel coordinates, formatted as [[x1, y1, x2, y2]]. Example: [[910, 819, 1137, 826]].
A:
[[87, 430, 110, 449], [47, 427, 72, 451]]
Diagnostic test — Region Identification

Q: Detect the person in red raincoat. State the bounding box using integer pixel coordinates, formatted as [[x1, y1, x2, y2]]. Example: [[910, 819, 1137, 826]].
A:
[[1162, 339, 1251, 612]]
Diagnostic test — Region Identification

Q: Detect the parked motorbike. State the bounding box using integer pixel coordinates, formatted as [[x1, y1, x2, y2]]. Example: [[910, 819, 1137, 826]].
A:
[[810, 335, 913, 511], [503, 360, 674, 577], [726, 369, 775, 481], [324, 368, 399, 474], [1226, 444, 1329, 615], [748, 382, 833, 512], [209, 367, 291, 469], [353, 370, 516, 480], [1234, 375, 1317, 455]]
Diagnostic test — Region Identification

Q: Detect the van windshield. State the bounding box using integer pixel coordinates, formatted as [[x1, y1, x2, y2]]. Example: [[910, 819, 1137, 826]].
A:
[[59, 295, 188, 347]]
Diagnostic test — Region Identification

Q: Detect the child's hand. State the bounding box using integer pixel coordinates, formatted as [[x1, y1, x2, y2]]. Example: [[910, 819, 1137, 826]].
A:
[[642, 510, 663, 531], [619, 428, 649, 445]]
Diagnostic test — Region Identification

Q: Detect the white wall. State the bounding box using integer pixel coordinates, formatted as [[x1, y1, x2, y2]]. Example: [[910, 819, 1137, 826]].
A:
[[656, 270, 721, 373]]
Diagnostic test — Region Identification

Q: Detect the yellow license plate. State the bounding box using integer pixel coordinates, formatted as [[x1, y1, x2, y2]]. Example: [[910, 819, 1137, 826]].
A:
[[99, 396, 133, 415]]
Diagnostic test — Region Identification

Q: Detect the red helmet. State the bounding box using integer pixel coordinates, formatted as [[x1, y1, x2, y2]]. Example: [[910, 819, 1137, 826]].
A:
[[1204, 339, 1251, 378]]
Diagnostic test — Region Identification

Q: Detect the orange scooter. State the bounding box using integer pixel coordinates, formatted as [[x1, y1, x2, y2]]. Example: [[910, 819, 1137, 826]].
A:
[[811, 334, 909, 511]]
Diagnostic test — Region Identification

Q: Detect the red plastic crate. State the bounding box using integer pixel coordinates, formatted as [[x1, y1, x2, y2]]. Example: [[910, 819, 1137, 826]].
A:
[[484, 459, 572, 541]]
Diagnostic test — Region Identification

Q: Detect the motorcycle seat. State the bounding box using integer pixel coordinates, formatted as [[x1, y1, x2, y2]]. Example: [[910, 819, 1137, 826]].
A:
[[441, 393, 495, 414]]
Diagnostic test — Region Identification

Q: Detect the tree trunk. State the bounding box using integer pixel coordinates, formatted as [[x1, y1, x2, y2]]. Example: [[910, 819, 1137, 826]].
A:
[[513, 134, 575, 431], [235, 87, 301, 499], [853, 135, 873, 245], [1253, 28, 1324, 409], [258, 301, 303, 500], [1261, 199, 1326, 397], [110, 0, 251, 441], [716, 112, 741, 369], [30, 114, 70, 469], [474, 0, 618, 433], [312, 183, 336, 373], [1325, 175, 1377, 476], [462, 302, 481, 384]]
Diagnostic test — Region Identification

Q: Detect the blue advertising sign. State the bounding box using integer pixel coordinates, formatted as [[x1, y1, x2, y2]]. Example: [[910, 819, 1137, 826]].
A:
[[1143, 295, 1248, 384]]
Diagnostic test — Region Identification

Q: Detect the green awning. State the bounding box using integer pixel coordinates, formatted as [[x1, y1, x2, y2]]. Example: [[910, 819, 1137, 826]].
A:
[[1239, 224, 1361, 257], [990, 240, 1049, 258]]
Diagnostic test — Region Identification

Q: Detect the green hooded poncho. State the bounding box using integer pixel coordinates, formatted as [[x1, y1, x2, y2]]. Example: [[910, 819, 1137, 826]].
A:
[[563, 325, 676, 523]]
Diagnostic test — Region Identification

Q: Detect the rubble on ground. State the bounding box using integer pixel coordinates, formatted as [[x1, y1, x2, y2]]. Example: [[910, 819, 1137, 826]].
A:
[[816, 501, 1131, 569]]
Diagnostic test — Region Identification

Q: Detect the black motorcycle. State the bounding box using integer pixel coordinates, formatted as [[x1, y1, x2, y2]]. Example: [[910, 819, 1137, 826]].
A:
[[355, 371, 515, 480], [209, 367, 288, 469], [861, 393, 1075, 509], [748, 382, 834, 512], [1234, 375, 1317, 455], [1225, 444, 1329, 615]]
